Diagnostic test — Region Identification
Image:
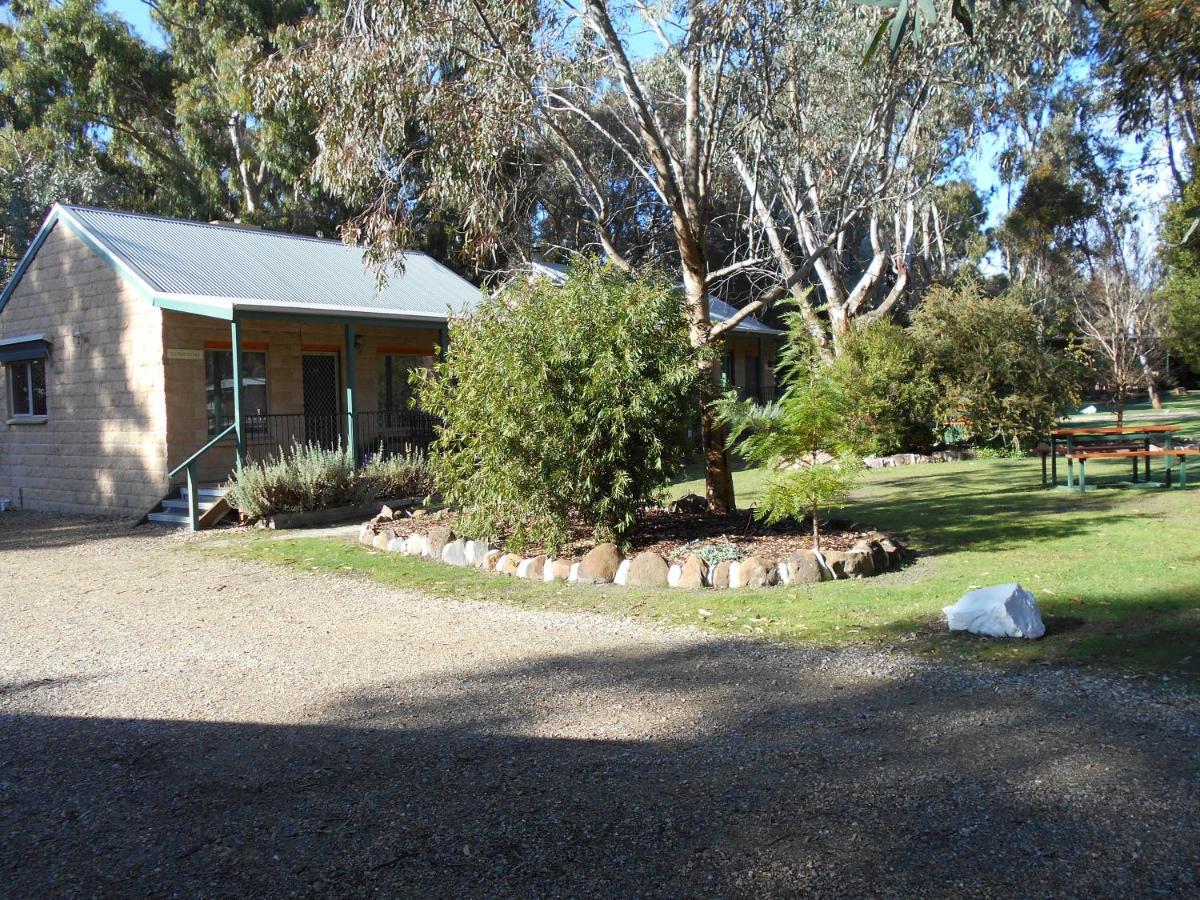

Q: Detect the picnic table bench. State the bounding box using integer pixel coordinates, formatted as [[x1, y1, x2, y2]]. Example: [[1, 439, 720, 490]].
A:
[[1066, 448, 1199, 491], [1039, 424, 1184, 488]]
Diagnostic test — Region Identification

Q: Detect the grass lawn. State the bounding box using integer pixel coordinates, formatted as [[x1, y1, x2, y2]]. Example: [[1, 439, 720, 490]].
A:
[[1064, 389, 1200, 440], [208, 456, 1200, 685]]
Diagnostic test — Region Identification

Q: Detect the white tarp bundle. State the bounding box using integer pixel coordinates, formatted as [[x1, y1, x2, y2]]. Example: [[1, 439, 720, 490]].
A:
[[943, 583, 1046, 639]]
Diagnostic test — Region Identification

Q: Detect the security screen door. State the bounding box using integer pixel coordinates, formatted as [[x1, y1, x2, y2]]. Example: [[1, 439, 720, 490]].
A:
[[302, 354, 341, 449]]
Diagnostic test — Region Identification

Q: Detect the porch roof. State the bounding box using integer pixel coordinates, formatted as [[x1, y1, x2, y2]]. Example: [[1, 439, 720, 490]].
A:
[[518, 260, 783, 336], [1, 204, 481, 324]]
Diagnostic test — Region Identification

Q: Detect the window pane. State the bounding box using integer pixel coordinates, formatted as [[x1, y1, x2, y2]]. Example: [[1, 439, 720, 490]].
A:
[[30, 359, 47, 416], [206, 350, 268, 435], [206, 351, 231, 434], [11, 362, 31, 416]]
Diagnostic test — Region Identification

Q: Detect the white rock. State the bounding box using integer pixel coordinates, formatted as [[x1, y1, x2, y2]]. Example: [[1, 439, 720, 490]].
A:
[[1080, 404, 1098, 414], [568, 563, 580, 584], [404, 534, 423, 556], [810, 549, 833, 580], [464, 539, 489, 567], [441, 539, 468, 567], [386, 537, 407, 553], [614, 559, 631, 586], [728, 560, 743, 589], [516, 558, 533, 578], [667, 564, 682, 587], [943, 583, 1046, 639], [777, 561, 791, 585]]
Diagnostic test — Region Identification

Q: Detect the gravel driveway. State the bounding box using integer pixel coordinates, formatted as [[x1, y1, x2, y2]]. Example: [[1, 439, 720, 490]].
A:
[[1, 512, 1197, 898]]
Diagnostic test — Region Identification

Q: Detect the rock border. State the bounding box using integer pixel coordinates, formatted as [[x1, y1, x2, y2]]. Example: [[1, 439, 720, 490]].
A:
[[359, 512, 911, 589]]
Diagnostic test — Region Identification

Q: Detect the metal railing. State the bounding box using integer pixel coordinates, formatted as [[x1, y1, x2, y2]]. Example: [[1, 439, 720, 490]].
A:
[[168, 422, 238, 531], [241, 409, 438, 463]]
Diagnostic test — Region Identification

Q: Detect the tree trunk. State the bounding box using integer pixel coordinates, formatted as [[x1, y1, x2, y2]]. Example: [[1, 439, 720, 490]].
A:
[[811, 502, 820, 552], [681, 257, 736, 514], [700, 380, 736, 514], [1115, 385, 1127, 429]]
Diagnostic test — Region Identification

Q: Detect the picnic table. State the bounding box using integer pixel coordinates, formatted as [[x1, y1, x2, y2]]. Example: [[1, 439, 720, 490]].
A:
[[1041, 424, 1184, 489]]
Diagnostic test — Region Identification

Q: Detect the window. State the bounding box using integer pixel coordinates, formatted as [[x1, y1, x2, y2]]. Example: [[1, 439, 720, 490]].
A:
[[378, 354, 432, 423], [205, 350, 268, 435], [7, 358, 47, 418]]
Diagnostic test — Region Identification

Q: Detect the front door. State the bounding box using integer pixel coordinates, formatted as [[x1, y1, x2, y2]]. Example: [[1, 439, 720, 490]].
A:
[[302, 354, 341, 449]]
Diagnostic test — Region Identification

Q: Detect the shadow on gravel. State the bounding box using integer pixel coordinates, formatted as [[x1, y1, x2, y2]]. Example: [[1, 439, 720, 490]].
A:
[[3, 645, 1197, 897], [0, 510, 165, 552]]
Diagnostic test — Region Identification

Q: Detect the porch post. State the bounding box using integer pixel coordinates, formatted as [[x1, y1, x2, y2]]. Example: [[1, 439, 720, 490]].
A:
[[345, 322, 358, 465], [230, 317, 245, 471]]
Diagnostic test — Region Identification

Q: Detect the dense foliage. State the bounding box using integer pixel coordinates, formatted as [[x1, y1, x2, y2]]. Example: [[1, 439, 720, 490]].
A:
[[1160, 152, 1200, 371], [719, 300, 862, 550], [224, 443, 431, 518], [414, 263, 705, 553], [827, 320, 938, 455], [911, 282, 1082, 450]]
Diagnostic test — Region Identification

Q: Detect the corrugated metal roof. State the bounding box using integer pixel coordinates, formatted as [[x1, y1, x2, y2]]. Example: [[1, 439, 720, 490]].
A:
[[525, 259, 781, 336], [59, 205, 481, 320]]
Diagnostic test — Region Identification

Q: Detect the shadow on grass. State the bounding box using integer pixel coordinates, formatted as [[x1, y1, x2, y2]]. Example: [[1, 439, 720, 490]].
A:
[[857, 582, 1200, 681], [844, 464, 1154, 553], [3, 643, 1198, 896]]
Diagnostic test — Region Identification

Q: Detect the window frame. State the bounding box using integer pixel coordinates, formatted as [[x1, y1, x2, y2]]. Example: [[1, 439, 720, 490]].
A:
[[6, 357, 48, 421], [204, 348, 269, 437]]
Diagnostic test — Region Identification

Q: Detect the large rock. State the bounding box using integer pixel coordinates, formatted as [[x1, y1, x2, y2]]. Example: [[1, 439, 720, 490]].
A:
[[667, 565, 682, 587], [424, 526, 454, 560], [785, 551, 825, 584], [464, 539, 490, 567], [676, 555, 708, 589], [820, 550, 847, 579], [372, 530, 392, 551], [855, 540, 889, 574], [358, 522, 375, 547], [878, 538, 906, 569], [625, 552, 669, 587], [578, 543, 622, 584], [731, 556, 776, 588], [711, 560, 733, 590], [943, 583, 1046, 639], [386, 536, 407, 553], [497, 553, 522, 576], [405, 534, 425, 556], [521, 555, 546, 580], [545, 559, 573, 582], [842, 549, 875, 578], [613, 559, 632, 585], [668, 493, 708, 515], [441, 538, 468, 567], [482, 549, 504, 572]]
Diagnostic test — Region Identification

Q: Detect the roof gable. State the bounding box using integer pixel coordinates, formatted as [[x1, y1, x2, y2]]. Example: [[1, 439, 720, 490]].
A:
[[1, 204, 482, 323]]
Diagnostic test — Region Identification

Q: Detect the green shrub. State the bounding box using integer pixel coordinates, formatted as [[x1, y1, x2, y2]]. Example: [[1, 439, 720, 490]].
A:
[[413, 260, 705, 553], [828, 320, 938, 455], [719, 298, 862, 550], [360, 446, 432, 499], [224, 442, 431, 518], [911, 281, 1081, 450]]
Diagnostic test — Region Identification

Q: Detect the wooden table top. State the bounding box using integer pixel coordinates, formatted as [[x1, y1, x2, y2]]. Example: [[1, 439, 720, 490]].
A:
[[1050, 424, 1184, 436]]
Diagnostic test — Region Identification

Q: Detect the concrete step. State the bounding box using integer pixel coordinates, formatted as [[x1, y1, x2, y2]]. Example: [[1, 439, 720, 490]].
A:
[[162, 498, 217, 513], [181, 485, 226, 501], [147, 510, 191, 526]]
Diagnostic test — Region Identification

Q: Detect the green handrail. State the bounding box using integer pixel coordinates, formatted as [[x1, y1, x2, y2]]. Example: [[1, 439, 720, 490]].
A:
[[168, 422, 238, 531]]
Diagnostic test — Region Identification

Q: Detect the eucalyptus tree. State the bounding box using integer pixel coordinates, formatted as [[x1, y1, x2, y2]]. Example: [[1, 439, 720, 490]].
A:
[[721, 0, 1081, 357], [259, 0, 1080, 510]]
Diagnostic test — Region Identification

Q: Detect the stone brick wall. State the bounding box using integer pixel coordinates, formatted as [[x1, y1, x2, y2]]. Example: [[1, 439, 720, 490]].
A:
[[162, 313, 441, 484], [0, 224, 168, 516]]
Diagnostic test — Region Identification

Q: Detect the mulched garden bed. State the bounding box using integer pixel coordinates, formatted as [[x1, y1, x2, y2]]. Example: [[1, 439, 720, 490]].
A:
[[376, 502, 891, 564]]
